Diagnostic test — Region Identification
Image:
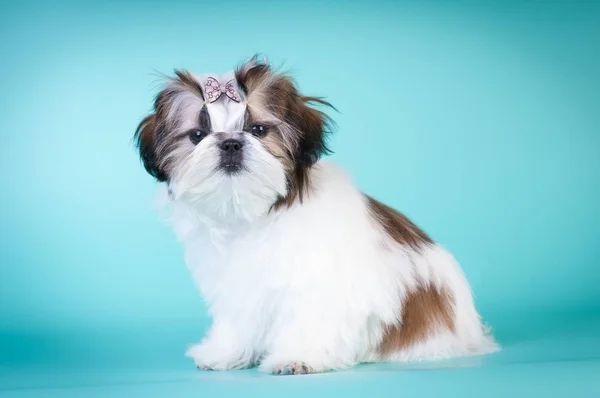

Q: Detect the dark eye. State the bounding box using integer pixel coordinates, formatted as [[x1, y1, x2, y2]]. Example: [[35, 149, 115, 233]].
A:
[[251, 124, 268, 137], [189, 129, 207, 145]]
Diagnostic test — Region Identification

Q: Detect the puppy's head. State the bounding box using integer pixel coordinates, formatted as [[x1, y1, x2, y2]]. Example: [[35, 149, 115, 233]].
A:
[[135, 56, 334, 222]]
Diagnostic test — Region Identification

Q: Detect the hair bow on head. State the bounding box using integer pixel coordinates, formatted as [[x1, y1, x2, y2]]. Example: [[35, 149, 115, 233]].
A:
[[204, 77, 241, 103]]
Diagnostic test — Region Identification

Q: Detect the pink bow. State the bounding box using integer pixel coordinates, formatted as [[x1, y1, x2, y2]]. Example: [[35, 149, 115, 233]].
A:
[[204, 77, 241, 103]]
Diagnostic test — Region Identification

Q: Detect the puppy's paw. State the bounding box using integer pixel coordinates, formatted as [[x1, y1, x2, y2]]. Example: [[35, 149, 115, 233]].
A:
[[185, 343, 250, 371], [259, 356, 321, 375], [270, 361, 314, 375]]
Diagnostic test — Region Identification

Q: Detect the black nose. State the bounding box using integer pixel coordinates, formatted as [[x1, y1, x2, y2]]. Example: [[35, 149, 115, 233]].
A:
[[220, 139, 243, 154]]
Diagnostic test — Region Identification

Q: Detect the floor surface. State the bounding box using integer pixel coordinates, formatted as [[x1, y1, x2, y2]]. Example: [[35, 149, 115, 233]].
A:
[[1, 313, 599, 397]]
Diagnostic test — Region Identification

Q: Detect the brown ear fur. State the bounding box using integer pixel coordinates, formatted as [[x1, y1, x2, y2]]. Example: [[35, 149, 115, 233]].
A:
[[275, 80, 335, 207], [293, 96, 334, 167], [134, 113, 167, 182]]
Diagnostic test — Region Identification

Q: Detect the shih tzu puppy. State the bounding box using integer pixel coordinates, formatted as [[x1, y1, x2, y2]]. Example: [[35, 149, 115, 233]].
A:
[[134, 56, 498, 375]]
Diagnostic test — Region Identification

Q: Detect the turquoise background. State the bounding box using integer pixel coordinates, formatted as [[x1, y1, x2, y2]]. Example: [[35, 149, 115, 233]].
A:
[[1, 0, 599, 396]]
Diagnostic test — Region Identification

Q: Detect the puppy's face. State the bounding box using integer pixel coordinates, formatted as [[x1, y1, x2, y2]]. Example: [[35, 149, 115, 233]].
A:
[[135, 58, 333, 222]]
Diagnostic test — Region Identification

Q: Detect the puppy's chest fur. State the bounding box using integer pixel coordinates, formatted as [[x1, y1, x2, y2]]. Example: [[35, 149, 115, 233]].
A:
[[171, 163, 402, 343]]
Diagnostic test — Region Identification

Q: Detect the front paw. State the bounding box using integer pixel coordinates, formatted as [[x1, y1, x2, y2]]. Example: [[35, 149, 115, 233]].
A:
[[259, 355, 324, 375], [185, 343, 251, 371], [270, 361, 315, 375]]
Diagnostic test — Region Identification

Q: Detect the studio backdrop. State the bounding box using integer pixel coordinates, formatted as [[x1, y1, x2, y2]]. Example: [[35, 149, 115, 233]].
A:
[[1, 0, 599, 370]]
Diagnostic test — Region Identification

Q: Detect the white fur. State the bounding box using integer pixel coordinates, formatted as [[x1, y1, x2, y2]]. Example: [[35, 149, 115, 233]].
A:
[[161, 161, 498, 373]]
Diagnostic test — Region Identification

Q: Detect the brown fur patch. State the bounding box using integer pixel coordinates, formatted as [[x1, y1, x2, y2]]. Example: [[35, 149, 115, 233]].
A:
[[378, 285, 455, 355], [366, 195, 432, 250], [134, 113, 168, 181]]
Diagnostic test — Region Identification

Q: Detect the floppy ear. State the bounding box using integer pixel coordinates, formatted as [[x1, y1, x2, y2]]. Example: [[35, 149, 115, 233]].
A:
[[274, 78, 335, 206], [134, 114, 167, 182], [291, 96, 334, 167]]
